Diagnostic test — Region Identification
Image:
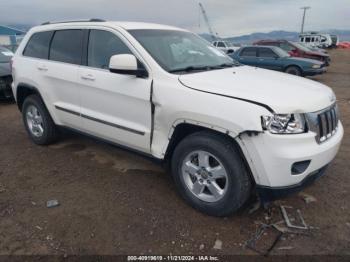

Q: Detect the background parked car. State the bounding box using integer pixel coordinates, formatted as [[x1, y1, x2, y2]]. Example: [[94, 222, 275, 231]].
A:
[[330, 34, 339, 47], [212, 40, 240, 53], [230, 45, 325, 77], [0, 46, 14, 100], [254, 39, 330, 66], [299, 33, 333, 48], [299, 42, 328, 54]]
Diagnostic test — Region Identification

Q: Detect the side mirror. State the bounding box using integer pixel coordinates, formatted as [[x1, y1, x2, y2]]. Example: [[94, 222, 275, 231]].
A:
[[109, 54, 148, 78], [227, 49, 234, 54]]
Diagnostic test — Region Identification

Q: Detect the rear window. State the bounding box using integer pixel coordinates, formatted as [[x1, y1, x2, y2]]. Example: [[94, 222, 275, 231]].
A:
[[23, 31, 53, 59], [49, 30, 83, 65], [240, 47, 257, 57]]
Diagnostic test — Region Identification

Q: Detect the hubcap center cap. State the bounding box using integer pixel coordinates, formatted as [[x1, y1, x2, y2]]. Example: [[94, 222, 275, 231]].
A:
[[198, 169, 209, 179]]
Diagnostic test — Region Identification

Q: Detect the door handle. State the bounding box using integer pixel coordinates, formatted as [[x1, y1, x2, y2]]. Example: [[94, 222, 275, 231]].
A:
[[81, 74, 95, 81], [37, 65, 48, 71]]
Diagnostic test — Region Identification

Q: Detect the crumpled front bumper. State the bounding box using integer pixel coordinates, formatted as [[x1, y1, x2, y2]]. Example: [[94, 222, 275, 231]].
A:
[[239, 122, 343, 200]]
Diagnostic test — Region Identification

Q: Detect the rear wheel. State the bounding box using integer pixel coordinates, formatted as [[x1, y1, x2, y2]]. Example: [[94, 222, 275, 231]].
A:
[[285, 66, 302, 76], [171, 131, 252, 217], [22, 95, 59, 145]]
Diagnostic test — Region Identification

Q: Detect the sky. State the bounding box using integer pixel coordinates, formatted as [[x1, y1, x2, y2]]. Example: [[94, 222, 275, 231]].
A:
[[0, 0, 349, 37]]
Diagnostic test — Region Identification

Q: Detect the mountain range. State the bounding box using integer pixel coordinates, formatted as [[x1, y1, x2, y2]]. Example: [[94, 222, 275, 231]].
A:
[[201, 30, 350, 44]]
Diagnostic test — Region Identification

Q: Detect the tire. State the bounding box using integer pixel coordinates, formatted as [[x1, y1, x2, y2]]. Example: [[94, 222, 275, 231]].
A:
[[22, 95, 59, 145], [171, 131, 252, 217], [285, 66, 302, 76]]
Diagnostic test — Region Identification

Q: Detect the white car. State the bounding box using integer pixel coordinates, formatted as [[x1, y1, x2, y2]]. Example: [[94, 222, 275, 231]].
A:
[[299, 33, 333, 49], [212, 40, 240, 54], [12, 20, 343, 216]]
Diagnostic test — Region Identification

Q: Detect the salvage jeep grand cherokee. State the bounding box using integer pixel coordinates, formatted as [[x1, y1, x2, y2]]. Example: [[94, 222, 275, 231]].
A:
[[11, 20, 343, 216]]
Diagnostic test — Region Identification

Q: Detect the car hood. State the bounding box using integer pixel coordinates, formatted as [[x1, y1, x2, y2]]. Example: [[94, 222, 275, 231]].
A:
[[307, 50, 329, 58], [178, 66, 335, 113]]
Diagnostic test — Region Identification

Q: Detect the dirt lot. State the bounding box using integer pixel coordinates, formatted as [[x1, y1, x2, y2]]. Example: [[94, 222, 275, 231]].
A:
[[0, 49, 349, 257]]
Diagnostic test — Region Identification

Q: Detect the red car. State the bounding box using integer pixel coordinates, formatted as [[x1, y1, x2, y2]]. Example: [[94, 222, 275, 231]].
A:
[[254, 40, 330, 66]]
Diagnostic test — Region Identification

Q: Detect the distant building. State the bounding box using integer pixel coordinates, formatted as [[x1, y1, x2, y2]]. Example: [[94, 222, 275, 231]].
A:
[[0, 25, 26, 51]]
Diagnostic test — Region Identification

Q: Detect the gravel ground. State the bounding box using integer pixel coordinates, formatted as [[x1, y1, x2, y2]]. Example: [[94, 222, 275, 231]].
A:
[[0, 49, 349, 257]]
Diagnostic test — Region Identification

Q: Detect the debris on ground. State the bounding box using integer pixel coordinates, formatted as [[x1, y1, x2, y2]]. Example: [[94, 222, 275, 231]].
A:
[[35, 225, 43, 231], [245, 223, 283, 256], [299, 192, 317, 204], [213, 239, 222, 250], [47, 200, 60, 208], [0, 184, 6, 193], [280, 206, 308, 230], [277, 246, 294, 250], [246, 205, 313, 255], [199, 244, 204, 250]]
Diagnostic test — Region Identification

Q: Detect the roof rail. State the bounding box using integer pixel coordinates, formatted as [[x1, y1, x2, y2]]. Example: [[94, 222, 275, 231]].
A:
[[41, 18, 106, 25]]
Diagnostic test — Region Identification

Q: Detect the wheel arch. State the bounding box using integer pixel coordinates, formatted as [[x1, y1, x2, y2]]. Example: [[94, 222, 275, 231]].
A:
[[284, 64, 303, 74], [163, 122, 257, 186], [16, 83, 44, 112]]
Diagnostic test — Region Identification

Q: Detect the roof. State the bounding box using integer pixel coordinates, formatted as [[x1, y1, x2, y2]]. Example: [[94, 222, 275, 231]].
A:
[[0, 25, 25, 35], [34, 21, 186, 32]]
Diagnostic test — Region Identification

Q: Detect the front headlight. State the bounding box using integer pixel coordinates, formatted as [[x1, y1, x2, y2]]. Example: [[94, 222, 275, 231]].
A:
[[262, 114, 306, 134], [312, 64, 321, 69]]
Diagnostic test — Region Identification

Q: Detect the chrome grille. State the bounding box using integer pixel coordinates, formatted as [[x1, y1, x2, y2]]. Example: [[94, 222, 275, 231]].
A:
[[306, 104, 339, 143]]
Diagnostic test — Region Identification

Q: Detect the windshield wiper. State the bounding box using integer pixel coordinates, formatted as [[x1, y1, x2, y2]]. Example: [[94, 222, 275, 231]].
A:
[[169, 66, 211, 73], [169, 63, 238, 74]]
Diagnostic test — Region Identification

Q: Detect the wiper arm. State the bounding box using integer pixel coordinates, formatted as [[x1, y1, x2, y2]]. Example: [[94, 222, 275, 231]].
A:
[[169, 66, 210, 73]]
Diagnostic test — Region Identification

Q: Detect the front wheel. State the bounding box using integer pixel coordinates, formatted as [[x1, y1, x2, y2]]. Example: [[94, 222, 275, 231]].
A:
[[285, 66, 302, 76], [171, 131, 252, 217]]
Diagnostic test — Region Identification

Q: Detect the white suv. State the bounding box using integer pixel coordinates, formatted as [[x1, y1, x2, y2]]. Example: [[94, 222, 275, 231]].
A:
[[12, 20, 343, 216]]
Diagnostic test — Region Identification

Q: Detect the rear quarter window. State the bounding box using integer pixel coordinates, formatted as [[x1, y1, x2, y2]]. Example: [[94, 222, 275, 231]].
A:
[[23, 31, 54, 59]]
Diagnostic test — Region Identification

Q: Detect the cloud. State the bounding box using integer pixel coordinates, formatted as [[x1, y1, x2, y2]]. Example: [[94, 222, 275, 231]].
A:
[[0, 0, 349, 36]]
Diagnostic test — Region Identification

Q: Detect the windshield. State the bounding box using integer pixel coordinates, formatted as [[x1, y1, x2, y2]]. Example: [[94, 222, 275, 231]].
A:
[[0, 48, 13, 63], [129, 29, 237, 73], [273, 47, 290, 57], [292, 42, 312, 52]]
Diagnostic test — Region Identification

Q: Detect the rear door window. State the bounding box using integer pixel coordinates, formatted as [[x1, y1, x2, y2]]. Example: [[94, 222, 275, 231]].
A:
[[240, 47, 257, 57], [87, 30, 132, 69], [23, 31, 53, 59], [49, 30, 83, 65]]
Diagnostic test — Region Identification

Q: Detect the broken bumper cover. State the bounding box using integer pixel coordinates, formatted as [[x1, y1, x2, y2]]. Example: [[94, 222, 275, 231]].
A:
[[239, 122, 343, 201], [256, 165, 328, 202]]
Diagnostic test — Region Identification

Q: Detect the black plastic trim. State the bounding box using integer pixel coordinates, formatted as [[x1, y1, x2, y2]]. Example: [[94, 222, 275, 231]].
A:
[[256, 165, 328, 202], [54, 105, 145, 136]]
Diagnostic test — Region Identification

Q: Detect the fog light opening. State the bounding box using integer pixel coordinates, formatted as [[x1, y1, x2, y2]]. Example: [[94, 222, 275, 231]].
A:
[[291, 160, 311, 175]]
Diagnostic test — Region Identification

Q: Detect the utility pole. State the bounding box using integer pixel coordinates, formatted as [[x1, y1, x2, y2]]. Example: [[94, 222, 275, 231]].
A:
[[199, 2, 218, 41], [300, 6, 311, 34]]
